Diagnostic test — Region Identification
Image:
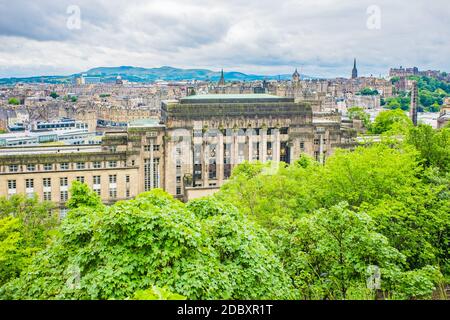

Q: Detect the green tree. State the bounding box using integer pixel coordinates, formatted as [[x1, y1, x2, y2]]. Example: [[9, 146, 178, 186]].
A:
[[347, 107, 371, 130], [1, 189, 292, 300], [66, 181, 104, 210], [49, 92, 59, 99], [289, 202, 405, 300], [357, 87, 379, 96], [0, 195, 58, 287], [370, 109, 412, 134], [8, 98, 20, 105], [406, 124, 450, 172]]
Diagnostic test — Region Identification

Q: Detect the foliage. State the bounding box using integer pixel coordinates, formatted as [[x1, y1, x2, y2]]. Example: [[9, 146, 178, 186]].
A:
[[287, 202, 404, 299], [131, 286, 186, 300], [0, 194, 58, 288], [406, 124, 450, 172], [370, 109, 412, 134], [347, 107, 371, 130], [66, 181, 104, 210], [7, 98, 20, 105], [217, 133, 449, 299], [357, 87, 379, 96], [384, 95, 411, 111], [49, 92, 59, 99], [1, 190, 292, 300]]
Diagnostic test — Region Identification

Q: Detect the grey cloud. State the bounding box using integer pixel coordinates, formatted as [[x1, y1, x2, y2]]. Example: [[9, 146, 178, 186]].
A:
[[0, 0, 449, 78]]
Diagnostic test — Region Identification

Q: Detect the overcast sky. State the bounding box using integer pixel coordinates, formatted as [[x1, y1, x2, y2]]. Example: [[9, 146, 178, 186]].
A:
[[0, 0, 449, 78]]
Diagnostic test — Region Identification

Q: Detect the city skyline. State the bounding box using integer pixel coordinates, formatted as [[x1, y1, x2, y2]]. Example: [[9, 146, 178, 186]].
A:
[[0, 0, 449, 78]]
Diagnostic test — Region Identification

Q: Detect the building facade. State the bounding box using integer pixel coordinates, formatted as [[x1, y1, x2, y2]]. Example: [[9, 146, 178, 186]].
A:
[[0, 94, 357, 213]]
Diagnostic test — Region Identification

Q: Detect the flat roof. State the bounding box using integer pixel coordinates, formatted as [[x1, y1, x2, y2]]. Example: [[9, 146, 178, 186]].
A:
[[179, 94, 294, 104], [128, 118, 164, 128]]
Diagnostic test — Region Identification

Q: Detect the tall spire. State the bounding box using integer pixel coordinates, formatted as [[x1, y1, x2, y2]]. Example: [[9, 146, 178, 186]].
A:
[[352, 58, 358, 79], [218, 69, 225, 86], [292, 68, 300, 83]]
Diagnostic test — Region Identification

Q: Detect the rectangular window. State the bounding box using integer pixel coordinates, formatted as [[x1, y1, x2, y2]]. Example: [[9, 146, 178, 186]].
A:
[[43, 163, 52, 171], [7, 180, 16, 190], [25, 179, 34, 188], [108, 161, 117, 168], [109, 188, 117, 199], [60, 163, 69, 170], [176, 187, 182, 195], [280, 127, 289, 135], [176, 176, 181, 183], [224, 164, 232, 179], [131, 160, 135, 166], [60, 191, 68, 202], [314, 151, 320, 162], [144, 158, 160, 191], [59, 208, 68, 219], [109, 175, 117, 184], [43, 192, 52, 201], [43, 178, 51, 188], [93, 161, 102, 169], [94, 188, 101, 196], [252, 142, 260, 161], [126, 189, 130, 198], [300, 141, 305, 150], [27, 164, 36, 171], [93, 176, 101, 185], [9, 165, 18, 172], [76, 162, 85, 170], [76, 176, 85, 183], [126, 175, 130, 183], [153, 145, 160, 152], [60, 177, 68, 187]]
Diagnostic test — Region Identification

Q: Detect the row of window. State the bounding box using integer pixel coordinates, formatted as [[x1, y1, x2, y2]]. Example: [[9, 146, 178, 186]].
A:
[[5, 161, 121, 173], [8, 175, 128, 189], [144, 144, 160, 152], [8, 175, 130, 201]]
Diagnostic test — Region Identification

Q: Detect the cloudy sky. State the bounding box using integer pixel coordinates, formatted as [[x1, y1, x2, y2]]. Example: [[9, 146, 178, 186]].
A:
[[0, 0, 449, 78]]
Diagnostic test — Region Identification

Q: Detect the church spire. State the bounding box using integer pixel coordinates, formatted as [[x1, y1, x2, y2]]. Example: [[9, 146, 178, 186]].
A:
[[352, 58, 358, 79], [218, 69, 225, 86]]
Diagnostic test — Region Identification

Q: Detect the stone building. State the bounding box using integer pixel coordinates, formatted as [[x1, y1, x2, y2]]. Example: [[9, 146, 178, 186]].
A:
[[0, 94, 357, 214]]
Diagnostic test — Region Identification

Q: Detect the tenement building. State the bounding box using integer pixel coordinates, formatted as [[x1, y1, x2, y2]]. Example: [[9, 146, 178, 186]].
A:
[[0, 94, 356, 214]]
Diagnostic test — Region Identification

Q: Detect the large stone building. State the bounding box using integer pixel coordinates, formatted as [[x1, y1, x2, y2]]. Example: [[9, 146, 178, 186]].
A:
[[0, 94, 357, 214]]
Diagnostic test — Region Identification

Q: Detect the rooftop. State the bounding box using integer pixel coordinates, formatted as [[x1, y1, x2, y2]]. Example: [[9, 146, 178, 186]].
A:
[[128, 118, 164, 128], [179, 94, 294, 104]]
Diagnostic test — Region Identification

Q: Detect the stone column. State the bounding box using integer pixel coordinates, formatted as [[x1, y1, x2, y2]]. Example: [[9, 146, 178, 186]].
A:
[[273, 129, 281, 163], [202, 138, 209, 186], [260, 129, 267, 162], [150, 139, 154, 189], [247, 130, 253, 161], [218, 133, 224, 184], [231, 129, 238, 168], [319, 134, 324, 165]]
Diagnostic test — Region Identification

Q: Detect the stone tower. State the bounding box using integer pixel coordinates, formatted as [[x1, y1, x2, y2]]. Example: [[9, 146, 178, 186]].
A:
[[352, 58, 358, 79], [292, 68, 300, 83], [410, 80, 418, 126]]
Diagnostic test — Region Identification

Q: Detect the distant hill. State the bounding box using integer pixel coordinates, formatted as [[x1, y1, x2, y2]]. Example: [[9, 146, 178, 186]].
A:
[[0, 66, 315, 85]]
